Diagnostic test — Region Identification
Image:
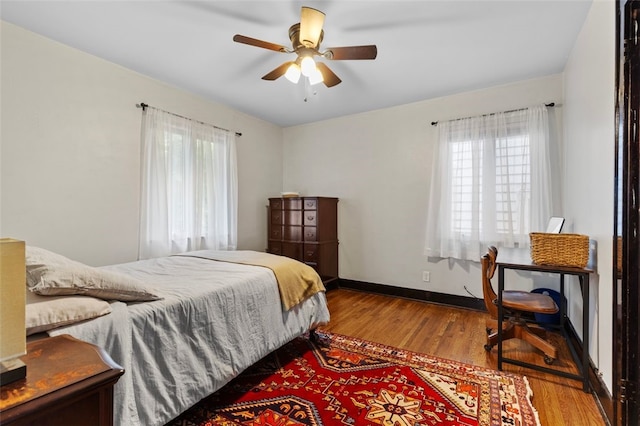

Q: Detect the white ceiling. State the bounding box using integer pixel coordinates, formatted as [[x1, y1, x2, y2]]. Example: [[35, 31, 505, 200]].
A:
[[1, 1, 592, 127]]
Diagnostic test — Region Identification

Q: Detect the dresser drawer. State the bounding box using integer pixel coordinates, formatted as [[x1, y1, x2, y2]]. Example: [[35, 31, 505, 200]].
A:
[[303, 211, 317, 226], [284, 198, 302, 210], [303, 227, 317, 241], [267, 241, 282, 255], [303, 198, 317, 210], [271, 210, 283, 225], [303, 244, 318, 262], [270, 199, 283, 210], [284, 226, 302, 242], [282, 243, 303, 261], [269, 226, 283, 240], [284, 210, 302, 226]]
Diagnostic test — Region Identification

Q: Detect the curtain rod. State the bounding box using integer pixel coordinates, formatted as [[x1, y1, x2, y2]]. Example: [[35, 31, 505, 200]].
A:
[[136, 103, 242, 137], [430, 102, 555, 126]]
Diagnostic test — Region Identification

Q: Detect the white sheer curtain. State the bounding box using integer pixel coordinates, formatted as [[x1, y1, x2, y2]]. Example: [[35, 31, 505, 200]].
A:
[[139, 107, 238, 259], [424, 105, 554, 261]]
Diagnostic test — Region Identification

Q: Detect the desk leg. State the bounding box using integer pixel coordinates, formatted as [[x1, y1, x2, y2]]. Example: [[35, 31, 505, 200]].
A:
[[498, 266, 505, 370], [582, 273, 590, 392], [560, 275, 565, 328]]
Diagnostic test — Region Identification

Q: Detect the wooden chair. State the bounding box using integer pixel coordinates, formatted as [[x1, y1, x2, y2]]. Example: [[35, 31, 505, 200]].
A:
[[482, 246, 559, 364]]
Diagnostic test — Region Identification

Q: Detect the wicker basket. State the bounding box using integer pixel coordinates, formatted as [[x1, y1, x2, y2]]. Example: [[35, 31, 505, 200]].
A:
[[529, 232, 589, 268]]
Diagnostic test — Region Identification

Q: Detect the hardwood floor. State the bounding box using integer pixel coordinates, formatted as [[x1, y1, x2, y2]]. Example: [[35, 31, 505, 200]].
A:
[[321, 288, 607, 426]]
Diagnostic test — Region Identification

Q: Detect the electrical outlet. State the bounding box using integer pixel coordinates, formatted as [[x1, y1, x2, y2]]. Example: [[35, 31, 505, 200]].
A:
[[422, 271, 430, 282]]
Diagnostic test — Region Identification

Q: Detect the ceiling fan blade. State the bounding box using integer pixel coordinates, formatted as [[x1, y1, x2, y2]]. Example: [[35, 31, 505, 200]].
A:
[[299, 6, 325, 48], [325, 45, 378, 60], [233, 34, 288, 53], [316, 62, 341, 87], [261, 62, 294, 81]]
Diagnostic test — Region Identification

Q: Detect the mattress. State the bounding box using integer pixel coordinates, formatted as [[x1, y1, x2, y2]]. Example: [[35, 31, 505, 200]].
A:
[[48, 252, 330, 426]]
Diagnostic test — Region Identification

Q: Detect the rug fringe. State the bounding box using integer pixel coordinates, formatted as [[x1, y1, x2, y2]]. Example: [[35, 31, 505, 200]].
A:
[[522, 375, 543, 426]]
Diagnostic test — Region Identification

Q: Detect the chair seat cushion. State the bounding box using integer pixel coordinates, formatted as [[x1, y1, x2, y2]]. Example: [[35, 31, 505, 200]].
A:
[[493, 290, 558, 314]]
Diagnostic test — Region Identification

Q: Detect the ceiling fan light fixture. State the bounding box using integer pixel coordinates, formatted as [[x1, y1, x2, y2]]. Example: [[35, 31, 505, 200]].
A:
[[308, 68, 324, 86], [284, 63, 301, 83], [233, 6, 377, 89], [299, 7, 325, 47], [300, 56, 316, 77]]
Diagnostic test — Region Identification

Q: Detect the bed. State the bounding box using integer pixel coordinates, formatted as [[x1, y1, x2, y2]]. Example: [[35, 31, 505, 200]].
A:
[[24, 247, 330, 426]]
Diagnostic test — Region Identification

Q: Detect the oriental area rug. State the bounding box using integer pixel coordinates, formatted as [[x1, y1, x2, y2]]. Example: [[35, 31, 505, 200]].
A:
[[168, 331, 541, 426]]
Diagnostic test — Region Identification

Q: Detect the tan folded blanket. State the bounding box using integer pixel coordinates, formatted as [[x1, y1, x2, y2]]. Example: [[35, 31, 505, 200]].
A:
[[179, 250, 326, 310]]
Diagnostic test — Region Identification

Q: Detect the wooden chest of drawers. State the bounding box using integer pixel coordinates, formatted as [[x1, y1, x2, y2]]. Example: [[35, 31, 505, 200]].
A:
[[268, 196, 338, 283]]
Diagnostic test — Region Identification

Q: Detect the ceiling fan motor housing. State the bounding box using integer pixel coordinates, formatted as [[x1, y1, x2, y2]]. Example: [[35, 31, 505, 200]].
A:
[[289, 23, 324, 51]]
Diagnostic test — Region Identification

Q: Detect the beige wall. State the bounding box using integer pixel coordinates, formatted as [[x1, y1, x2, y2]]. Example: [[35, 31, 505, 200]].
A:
[[0, 21, 283, 266], [563, 0, 615, 392], [283, 75, 564, 295]]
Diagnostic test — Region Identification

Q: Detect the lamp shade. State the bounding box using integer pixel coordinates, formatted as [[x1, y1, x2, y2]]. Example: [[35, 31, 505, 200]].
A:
[[299, 7, 325, 48], [308, 68, 324, 86], [300, 56, 316, 77], [285, 63, 301, 83], [0, 238, 26, 385]]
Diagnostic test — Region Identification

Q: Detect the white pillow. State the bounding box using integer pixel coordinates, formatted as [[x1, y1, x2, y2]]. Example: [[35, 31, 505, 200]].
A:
[[26, 291, 112, 336], [26, 246, 161, 302]]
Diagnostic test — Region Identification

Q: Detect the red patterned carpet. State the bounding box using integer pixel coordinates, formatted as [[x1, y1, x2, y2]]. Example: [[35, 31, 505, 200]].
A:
[[168, 331, 540, 426]]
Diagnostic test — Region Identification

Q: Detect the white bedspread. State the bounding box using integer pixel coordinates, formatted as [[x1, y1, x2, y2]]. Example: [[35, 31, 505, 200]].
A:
[[48, 252, 330, 426]]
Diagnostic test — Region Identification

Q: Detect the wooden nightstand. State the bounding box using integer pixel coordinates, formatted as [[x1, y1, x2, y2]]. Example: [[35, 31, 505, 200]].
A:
[[0, 334, 124, 426]]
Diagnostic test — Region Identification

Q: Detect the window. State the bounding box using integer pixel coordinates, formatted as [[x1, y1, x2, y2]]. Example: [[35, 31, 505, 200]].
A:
[[450, 133, 530, 236], [138, 107, 237, 259], [425, 105, 554, 261]]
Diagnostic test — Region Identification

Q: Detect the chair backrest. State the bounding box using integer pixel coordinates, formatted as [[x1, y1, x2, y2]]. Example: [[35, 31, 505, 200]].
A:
[[481, 246, 499, 319]]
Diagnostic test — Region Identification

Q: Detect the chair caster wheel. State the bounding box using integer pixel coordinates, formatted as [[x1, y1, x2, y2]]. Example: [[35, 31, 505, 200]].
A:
[[484, 344, 493, 352], [544, 355, 555, 365]]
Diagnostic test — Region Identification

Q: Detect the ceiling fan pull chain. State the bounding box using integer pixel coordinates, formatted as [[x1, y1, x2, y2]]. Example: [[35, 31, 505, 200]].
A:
[[303, 78, 318, 103]]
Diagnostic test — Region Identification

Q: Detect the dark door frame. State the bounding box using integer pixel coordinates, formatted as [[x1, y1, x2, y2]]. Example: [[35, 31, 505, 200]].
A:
[[614, 1, 640, 424]]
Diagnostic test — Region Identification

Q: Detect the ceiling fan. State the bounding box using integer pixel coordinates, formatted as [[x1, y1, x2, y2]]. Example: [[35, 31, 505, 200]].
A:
[[233, 6, 377, 88]]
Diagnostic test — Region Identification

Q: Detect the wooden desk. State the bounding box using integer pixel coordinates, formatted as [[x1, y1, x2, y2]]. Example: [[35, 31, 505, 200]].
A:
[[496, 248, 595, 392], [0, 335, 124, 425]]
